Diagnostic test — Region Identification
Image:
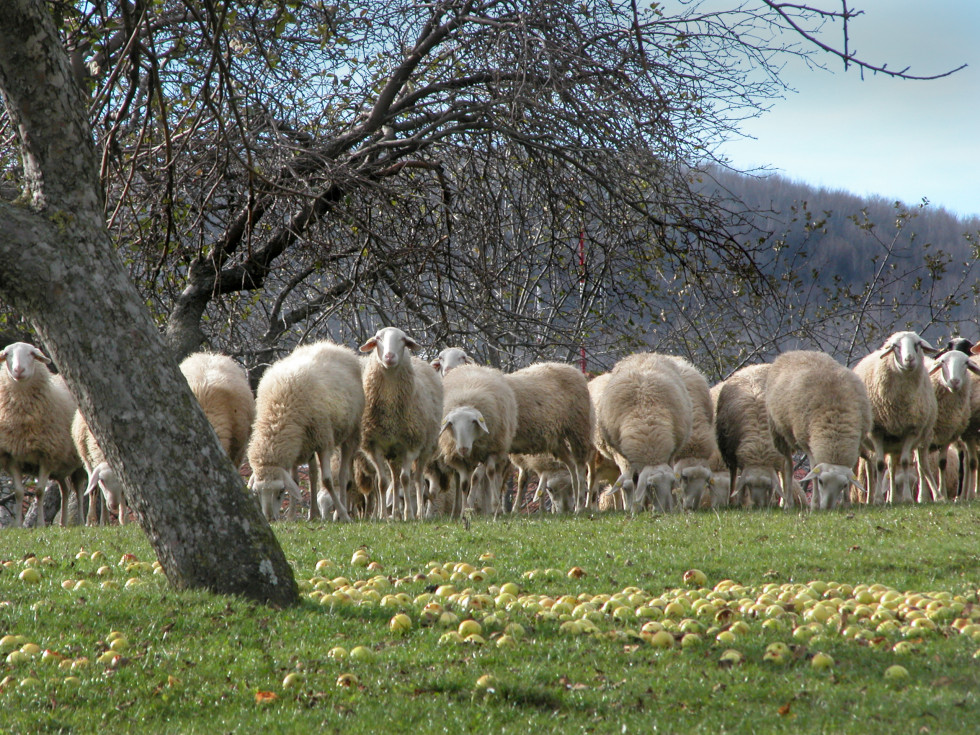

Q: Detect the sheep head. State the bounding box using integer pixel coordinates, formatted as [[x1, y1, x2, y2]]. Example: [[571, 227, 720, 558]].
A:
[[359, 327, 420, 369], [879, 331, 938, 372], [0, 342, 50, 381]]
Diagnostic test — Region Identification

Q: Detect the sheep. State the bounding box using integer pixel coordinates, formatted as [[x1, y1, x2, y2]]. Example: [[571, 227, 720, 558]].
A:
[[431, 347, 473, 377], [714, 364, 784, 509], [437, 364, 518, 516], [957, 350, 980, 501], [360, 327, 443, 521], [766, 350, 872, 510], [178, 352, 256, 469], [71, 411, 125, 525], [596, 356, 692, 512], [0, 342, 83, 527], [71, 352, 256, 527], [853, 331, 939, 504], [504, 362, 593, 513], [510, 452, 569, 514], [920, 350, 980, 500], [661, 356, 719, 511], [247, 340, 364, 522]]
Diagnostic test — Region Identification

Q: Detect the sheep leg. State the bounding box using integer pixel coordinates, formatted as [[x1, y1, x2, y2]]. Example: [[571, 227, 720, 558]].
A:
[[778, 455, 794, 510], [965, 442, 979, 501], [8, 465, 27, 527], [511, 466, 529, 514], [316, 449, 351, 522]]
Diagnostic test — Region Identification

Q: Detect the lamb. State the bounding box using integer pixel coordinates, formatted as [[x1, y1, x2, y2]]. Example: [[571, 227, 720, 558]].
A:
[[714, 364, 784, 509], [766, 350, 872, 510], [431, 347, 473, 377], [920, 350, 979, 500], [510, 452, 570, 514], [0, 342, 83, 527], [178, 352, 256, 469], [437, 364, 518, 516], [360, 327, 443, 520], [248, 340, 364, 522], [597, 356, 692, 512], [853, 331, 939, 504], [504, 362, 593, 513]]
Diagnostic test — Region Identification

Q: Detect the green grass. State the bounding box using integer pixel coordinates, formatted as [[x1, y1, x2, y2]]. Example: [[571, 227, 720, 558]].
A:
[[1, 504, 979, 734]]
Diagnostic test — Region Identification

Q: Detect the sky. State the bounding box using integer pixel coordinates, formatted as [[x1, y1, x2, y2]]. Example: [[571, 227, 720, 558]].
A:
[[715, 0, 980, 220]]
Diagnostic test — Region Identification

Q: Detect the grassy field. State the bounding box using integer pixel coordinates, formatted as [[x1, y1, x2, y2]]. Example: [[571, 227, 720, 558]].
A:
[[1, 504, 979, 734]]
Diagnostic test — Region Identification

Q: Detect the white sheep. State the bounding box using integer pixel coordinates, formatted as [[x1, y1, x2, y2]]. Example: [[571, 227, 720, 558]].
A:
[[920, 350, 979, 500], [0, 342, 82, 527], [71, 352, 256, 527], [71, 411, 125, 525], [431, 347, 473, 377], [438, 364, 518, 516], [714, 364, 784, 509], [597, 356, 692, 512], [767, 350, 872, 510], [248, 340, 364, 522], [178, 352, 256, 469], [660, 356, 719, 511], [960, 351, 980, 500], [853, 331, 939, 504], [360, 327, 443, 521], [505, 362, 593, 513]]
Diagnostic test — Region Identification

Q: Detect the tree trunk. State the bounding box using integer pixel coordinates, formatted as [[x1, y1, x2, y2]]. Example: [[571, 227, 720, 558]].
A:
[[0, 0, 297, 606]]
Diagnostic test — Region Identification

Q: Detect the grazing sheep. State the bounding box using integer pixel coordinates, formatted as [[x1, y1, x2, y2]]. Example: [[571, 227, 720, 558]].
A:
[[714, 364, 784, 509], [510, 452, 568, 514], [71, 352, 256, 527], [956, 349, 980, 500], [360, 327, 443, 520], [767, 350, 872, 510], [248, 341, 364, 522], [431, 347, 473, 377], [0, 342, 82, 527], [853, 331, 939, 504], [505, 362, 593, 513], [438, 364, 518, 516], [178, 352, 256, 469], [920, 350, 979, 500], [71, 411, 125, 525], [597, 356, 692, 512]]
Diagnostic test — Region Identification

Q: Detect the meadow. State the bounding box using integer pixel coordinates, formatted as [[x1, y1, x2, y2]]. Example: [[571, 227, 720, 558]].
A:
[[0, 504, 978, 734]]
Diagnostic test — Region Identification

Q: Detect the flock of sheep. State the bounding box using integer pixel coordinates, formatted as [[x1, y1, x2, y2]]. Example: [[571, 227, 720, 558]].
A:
[[1, 327, 978, 528]]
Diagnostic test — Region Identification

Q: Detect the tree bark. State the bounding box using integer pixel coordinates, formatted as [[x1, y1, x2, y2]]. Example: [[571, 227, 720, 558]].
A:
[[0, 0, 297, 606]]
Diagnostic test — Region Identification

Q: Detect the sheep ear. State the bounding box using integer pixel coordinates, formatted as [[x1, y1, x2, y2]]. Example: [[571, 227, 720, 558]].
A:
[[968, 361, 980, 376], [284, 471, 304, 501], [848, 471, 865, 493], [358, 337, 378, 353], [439, 417, 452, 434], [31, 346, 50, 363], [475, 412, 489, 434], [919, 339, 939, 356], [430, 358, 442, 371], [246, 475, 255, 490], [404, 336, 421, 352], [929, 360, 943, 375], [879, 345, 894, 359], [971, 344, 980, 355]]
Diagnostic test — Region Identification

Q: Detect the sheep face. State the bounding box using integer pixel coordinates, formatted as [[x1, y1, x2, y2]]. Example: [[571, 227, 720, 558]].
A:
[[248, 467, 302, 521], [677, 465, 712, 510], [0, 342, 50, 381], [880, 331, 937, 372], [633, 465, 677, 513], [440, 406, 488, 458], [431, 348, 472, 377], [359, 327, 420, 370], [930, 349, 980, 392], [802, 463, 861, 510], [737, 467, 776, 509]]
